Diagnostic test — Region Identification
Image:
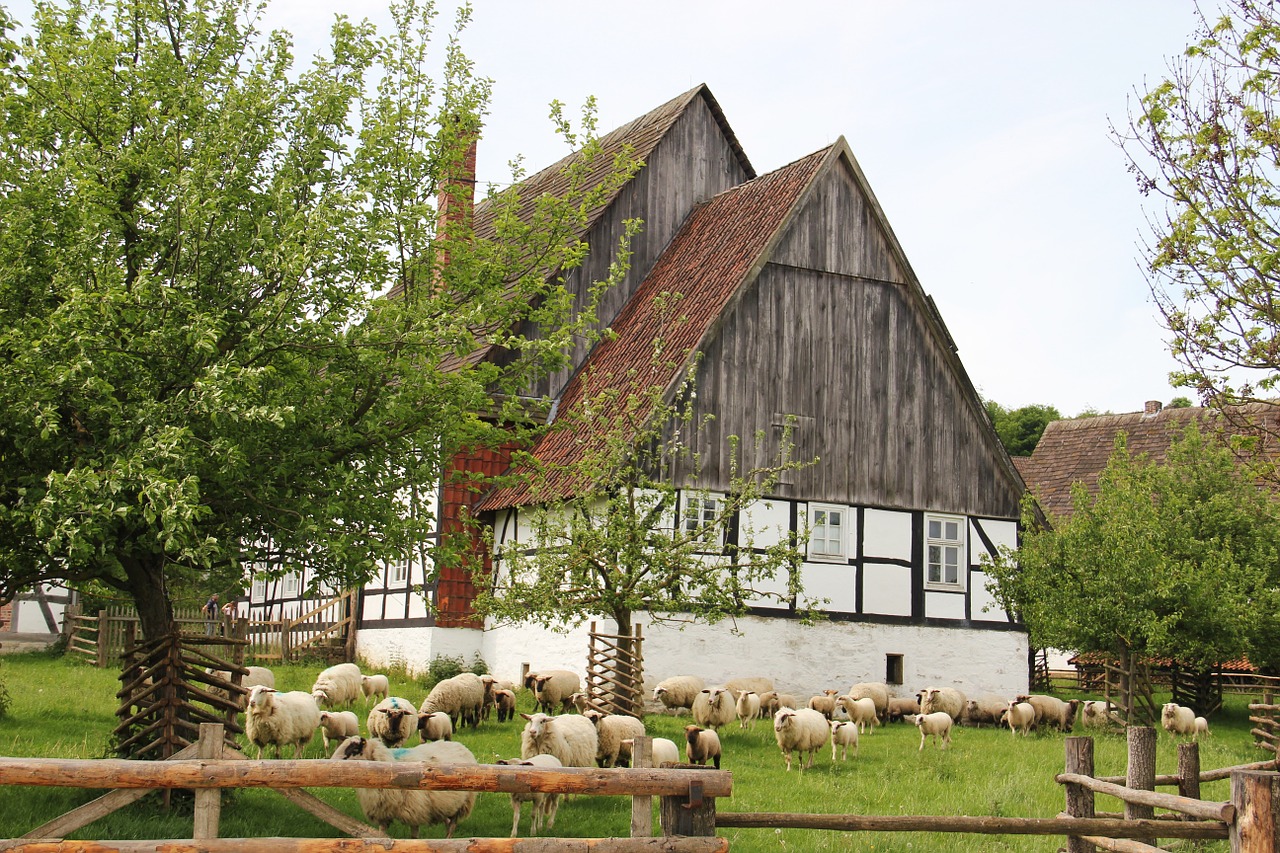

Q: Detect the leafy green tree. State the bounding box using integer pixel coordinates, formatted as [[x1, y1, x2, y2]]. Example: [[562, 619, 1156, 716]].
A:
[[985, 422, 1280, 719], [983, 400, 1061, 457], [0, 0, 636, 642], [1121, 1, 1280, 417]]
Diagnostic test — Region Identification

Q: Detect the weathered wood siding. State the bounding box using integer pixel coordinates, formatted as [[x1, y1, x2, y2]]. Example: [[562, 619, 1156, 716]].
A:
[[525, 92, 750, 400], [674, 156, 1020, 519]]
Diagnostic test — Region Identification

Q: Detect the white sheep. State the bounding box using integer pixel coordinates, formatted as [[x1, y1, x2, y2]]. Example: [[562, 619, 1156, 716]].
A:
[[206, 665, 275, 709], [311, 662, 363, 709], [806, 689, 840, 720], [1081, 700, 1124, 730], [1017, 694, 1079, 732], [684, 725, 722, 769], [367, 696, 418, 747], [331, 735, 476, 839], [836, 695, 878, 734], [773, 707, 829, 772], [846, 682, 890, 720], [420, 673, 485, 729], [653, 675, 706, 713], [493, 689, 517, 723], [497, 754, 563, 838], [914, 711, 953, 750], [418, 710, 454, 742], [963, 695, 1010, 727], [1195, 716, 1210, 738], [621, 736, 682, 767], [724, 676, 774, 699], [520, 712, 598, 768], [830, 720, 859, 761], [1006, 701, 1035, 736], [918, 687, 967, 722], [692, 687, 737, 731], [317, 710, 359, 751], [1161, 702, 1198, 737], [245, 685, 321, 759], [583, 709, 647, 767], [529, 670, 581, 716], [361, 674, 389, 704], [736, 691, 762, 728], [886, 696, 921, 722]]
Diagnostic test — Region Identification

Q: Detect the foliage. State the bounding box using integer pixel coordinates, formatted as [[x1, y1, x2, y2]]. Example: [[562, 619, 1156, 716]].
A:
[[0, 665, 9, 719], [1121, 0, 1280, 418], [0, 0, 638, 640], [423, 653, 487, 686], [983, 401, 1062, 457], [985, 421, 1280, 672], [1169, 396, 1194, 409]]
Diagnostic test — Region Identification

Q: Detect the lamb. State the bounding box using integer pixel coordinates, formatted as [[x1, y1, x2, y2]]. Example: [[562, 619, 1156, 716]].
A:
[[317, 710, 359, 751], [845, 682, 890, 720], [497, 754, 562, 838], [773, 707, 830, 772], [836, 695, 878, 734], [417, 710, 454, 742], [918, 687, 967, 722], [527, 670, 581, 715], [886, 696, 921, 722], [331, 735, 477, 839], [520, 712, 599, 768], [420, 673, 485, 729], [830, 720, 859, 761], [684, 725, 722, 769], [361, 674, 389, 704], [1195, 716, 1210, 738], [692, 686, 737, 731], [914, 711, 954, 750], [245, 685, 321, 759], [569, 692, 593, 713], [1017, 694, 1079, 732], [963, 695, 1011, 728], [806, 689, 840, 720], [724, 676, 774, 699], [736, 691, 762, 727], [1005, 701, 1035, 736], [311, 662, 363, 709], [494, 689, 517, 723], [367, 696, 419, 747], [1161, 702, 1198, 737], [653, 675, 705, 712], [583, 709, 647, 768], [1081, 700, 1124, 730]]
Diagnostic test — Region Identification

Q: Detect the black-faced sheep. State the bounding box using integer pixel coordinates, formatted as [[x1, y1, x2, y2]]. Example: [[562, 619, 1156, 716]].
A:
[[914, 711, 953, 750], [692, 686, 737, 731], [417, 710, 454, 742], [583, 709, 647, 767], [830, 720, 859, 761], [684, 724, 722, 769], [367, 696, 418, 747], [520, 712, 598, 768], [318, 710, 359, 751], [529, 670, 581, 716], [311, 662, 363, 709], [497, 754, 562, 838], [653, 675, 705, 713], [331, 735, 477, 839], [773, 707, 829, 771], [493, 689, 517, 723], [246, 685, 321, 759]]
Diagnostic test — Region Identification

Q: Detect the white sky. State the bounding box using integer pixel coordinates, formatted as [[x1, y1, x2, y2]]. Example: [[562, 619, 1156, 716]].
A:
[[13, 1, 1214, 416]]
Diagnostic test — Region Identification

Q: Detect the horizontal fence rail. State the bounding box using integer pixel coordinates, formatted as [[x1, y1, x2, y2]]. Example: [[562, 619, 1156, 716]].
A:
[[714, 812, 1228, 840], [4, 840, 731, 853]]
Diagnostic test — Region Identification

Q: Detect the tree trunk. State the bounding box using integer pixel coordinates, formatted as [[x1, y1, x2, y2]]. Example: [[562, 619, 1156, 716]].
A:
[[613, 609, 643, 717], [120, 553, 176, 642]]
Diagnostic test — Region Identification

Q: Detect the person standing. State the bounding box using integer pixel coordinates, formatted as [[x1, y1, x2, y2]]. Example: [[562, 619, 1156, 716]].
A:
[[203, 593, 219, 636]]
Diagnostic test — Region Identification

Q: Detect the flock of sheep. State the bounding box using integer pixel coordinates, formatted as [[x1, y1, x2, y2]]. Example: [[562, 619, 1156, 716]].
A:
[[211, 661, 1212, 838]]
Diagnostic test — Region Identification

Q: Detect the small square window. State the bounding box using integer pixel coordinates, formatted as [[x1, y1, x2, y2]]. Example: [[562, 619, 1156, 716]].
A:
[[925, 514, 965, 588], [886, 653, 904, 685], [682, 495, 723, 550], [283, 572, 300, 595], [807, 503, 847, 561], [391, 560, 409, 584], [250, 578, 266, 600]]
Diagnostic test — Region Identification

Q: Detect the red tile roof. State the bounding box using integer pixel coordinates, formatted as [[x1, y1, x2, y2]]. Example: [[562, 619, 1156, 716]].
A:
[[477, 147, 833, 510]]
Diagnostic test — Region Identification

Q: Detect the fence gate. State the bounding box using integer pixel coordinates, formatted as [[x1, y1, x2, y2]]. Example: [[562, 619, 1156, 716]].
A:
[[586, 621, 644, 717]]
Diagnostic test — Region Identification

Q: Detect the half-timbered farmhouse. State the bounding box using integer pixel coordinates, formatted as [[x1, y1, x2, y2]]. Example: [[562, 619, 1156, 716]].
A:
[[249, 85, 1030, 698]]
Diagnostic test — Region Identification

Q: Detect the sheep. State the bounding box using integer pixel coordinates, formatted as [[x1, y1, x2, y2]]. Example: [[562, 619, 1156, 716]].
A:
[[1161, 702, 1198, 737], [317, 710, 359, 751], [773, 707, 829, 772], [1081, 700, 1124, 730], [417, 710, 454, 742], [684, 725, 722, 769], [918, 687, 967, 722], [361, 674, 389, 704], [724, 676, 774, 700], [806, 689, 840, 720], [653, 675, 705, 713], [311, 662, 363, 709], [367, 696, 419, 747], [963, 695, 1011, 728], [570, 692, 592, 713], [692, 686, 737, 731], [736, 691, 762, 727], [914, 711, 954, 750], [331, 735, 476, 839], [527, 670, 581, 715], [420, 673, 485, 729], [497, 754, 562, 838], [830, 720, 859, 761], [886, 696, 921, 722], [245, 685, 321, 759], [520, 712, 599, 768], [1017, 694, 1079, 732], [206, 665, 275, 708], [846, 682, 890, 721], [1195, 716, 1210, 738], [1005, 701, 1035, 736], [836, 695, 878, 734], [583, 709, 647, 767], [621, 736, 682, 767], [494, 688, 517, 723], [479, 675, 498, 721]]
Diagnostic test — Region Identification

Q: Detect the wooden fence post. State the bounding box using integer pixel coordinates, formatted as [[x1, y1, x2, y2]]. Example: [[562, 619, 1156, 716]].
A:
[[660, 782, 716, 838], [96, 609, 108, 668], [1179, 741, 1201, 803], [631, 736, 653, 838], [193, 723, 224, 839], [1064, 736, 1096, 853], [1231, 770, 1280, 852]]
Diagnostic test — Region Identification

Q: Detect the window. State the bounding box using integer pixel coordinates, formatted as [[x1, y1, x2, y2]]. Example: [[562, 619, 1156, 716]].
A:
[[283, 571, 300, 595], [391, 559, 409, 585], [683, 494, 722, 549], [925, 515, 965, 587], [250, 578, 266, 600], [807, 504, 846, 561], [885, 653, 904, 686]]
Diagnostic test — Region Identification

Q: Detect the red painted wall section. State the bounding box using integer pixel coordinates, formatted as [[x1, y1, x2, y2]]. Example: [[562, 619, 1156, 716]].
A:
[[435, 441, 515, 628]]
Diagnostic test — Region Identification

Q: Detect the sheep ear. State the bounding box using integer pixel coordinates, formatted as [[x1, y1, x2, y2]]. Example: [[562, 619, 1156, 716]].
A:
[[520, 713, 533, 721]]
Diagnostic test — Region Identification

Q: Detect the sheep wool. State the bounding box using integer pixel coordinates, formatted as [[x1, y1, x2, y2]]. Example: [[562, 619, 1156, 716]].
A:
[[845, 682, 890, 720], [418, 710, 454, 742], [583, 709, 647, 768], [420, 673, 485, 730], [367, 696, 418, 747], [361, 674, 390, 704], [1006, 701, 1035, 736], [1082, 700, 1123, 730], [773, 707, 829, 772], [653, 675, 705, 712], [1195, 716, 1210, 737], [497, 754, 562, 838], [1017, 694, 1079, 732], [806, 690, 840, 720], [520, 712, 598, 768], [245, 685, 321, 759], [736, 691, 762, 728], [1161, 703, 1198, 737], [332, 736, 477, 839], [837, 695, 878, 733], [311, 663, 363, 709], [684, 725, 722, 769], [918, 687, 967, 722], [724, 676, 774, 699], [964, 695, 1010, 728], [886, 696, 920, 722], [692, 687, 737, 731], [531, 670, 581, 716], [318, 710, 359, 751], [915, 711, 953, 750], [830, 720, 859, 761], [207, 665, 275, 709], [494, 689, 517, 723]]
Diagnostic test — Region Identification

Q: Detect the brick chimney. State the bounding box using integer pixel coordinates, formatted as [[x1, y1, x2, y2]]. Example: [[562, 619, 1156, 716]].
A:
[[1143, 400, 1163, 417], [434, 126, 478, 279]]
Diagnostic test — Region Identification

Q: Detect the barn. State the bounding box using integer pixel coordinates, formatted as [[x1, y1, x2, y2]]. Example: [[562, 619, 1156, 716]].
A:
[[249, 85, 1029, 699]]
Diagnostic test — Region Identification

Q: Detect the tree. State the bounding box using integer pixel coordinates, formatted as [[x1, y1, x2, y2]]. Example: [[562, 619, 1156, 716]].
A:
[[983, 400, 1061, 457], [0, 0, 637, 642], [1121, 1, 1280, 422], [984, 422, 1280, 719]]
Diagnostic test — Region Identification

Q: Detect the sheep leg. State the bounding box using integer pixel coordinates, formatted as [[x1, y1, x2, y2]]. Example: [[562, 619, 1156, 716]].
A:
[[510, 799, 522, 837]]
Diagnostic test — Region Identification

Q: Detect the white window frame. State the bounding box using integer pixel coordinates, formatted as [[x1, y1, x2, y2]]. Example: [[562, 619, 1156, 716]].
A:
[[682, 493, 724, 551], [390, 558, 410, 585], [925, 514, 966, 589], [250, 578, 266, 601], [283, 571, 300, 596], [806, 503, 848, 562]]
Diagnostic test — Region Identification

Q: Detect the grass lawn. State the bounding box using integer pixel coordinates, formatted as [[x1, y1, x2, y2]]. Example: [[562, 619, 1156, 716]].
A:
[[0, 651, 1267, 851]]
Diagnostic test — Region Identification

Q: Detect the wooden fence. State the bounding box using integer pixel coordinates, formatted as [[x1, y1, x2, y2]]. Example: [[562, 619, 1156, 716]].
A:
[[584, 621, 645, 717]]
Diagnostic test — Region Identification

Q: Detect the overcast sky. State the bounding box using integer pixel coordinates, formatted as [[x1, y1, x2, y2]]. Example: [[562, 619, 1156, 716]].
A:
[[15, 1, 1216, 416]]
